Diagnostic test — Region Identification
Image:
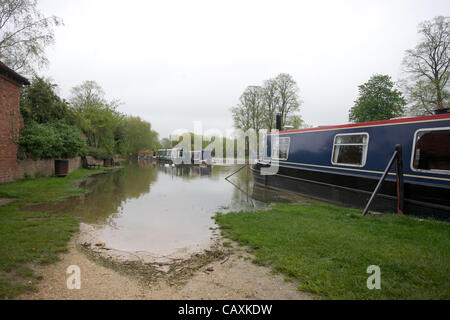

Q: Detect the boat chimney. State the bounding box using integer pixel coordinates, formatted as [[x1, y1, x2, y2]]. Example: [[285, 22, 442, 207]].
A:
[[434, 108, 449, 115], [435, 102, 450, 115], [276, 114, 282, 132]]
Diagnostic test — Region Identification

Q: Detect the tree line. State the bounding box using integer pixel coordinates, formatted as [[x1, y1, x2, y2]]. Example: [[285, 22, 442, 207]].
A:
[[19, 77, 160, 160]]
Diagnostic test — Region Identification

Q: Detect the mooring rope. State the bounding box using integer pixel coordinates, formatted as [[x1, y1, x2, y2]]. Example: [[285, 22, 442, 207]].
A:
[[224, 164, 249, 181]]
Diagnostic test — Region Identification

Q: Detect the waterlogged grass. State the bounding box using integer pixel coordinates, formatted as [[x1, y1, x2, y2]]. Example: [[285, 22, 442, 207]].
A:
[[0, 168, 104, 203], [215, 203, 450, 300], [0, 168, 107, 299]]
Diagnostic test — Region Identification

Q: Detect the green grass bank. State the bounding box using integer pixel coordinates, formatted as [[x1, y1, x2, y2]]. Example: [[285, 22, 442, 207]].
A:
[[215, 203, 450, 300], [0, 168, 107, 299]]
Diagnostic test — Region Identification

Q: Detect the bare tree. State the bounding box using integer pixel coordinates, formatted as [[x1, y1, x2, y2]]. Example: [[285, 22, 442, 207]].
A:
[[233, 73, 303, 133], [70, 80, 107, 110], [285, 114, 307, 129], [262, 78, 280, 131], [400, 78, 445, 115], [246, 86, 265, 134], [231, 102, 251, 132], [402, 16, 449, 112], [232, 86, 264, 133], [0, 0, 62, 73], [275, 73, 301, 126]]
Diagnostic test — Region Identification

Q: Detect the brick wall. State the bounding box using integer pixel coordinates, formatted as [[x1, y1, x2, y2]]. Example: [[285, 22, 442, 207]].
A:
[[14, 157, 83, 180], [68, 157, 82, 174], [0, 75, 23, 183]]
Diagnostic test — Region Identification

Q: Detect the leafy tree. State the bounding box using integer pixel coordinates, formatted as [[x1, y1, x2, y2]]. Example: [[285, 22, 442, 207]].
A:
[[19, 77, 86, 160], [69, 81, 160, 158], [20, 76, 72, 124], [123, 116, 159, 156], [402, 16, 449, 113], [160, 138, 172, 149], [349, 75, 406, 123], [70, 80, 122, 157], [0, 0, 62, 73], [51, 121, 87, 158]]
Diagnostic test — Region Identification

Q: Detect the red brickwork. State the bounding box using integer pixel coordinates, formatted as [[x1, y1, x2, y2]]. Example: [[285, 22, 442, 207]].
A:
[[0, 74, 23, 183]]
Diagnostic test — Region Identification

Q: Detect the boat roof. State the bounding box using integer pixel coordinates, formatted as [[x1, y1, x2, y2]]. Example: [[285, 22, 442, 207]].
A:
[[269, 113, 450, 135]]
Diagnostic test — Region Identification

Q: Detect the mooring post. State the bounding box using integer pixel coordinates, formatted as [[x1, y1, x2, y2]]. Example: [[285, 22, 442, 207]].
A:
[[362, 149, 399, 216], [395, 144, 405, 215]]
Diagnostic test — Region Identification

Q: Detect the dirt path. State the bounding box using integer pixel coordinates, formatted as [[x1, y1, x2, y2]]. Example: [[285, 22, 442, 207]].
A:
[[18, 235, 312, 300]]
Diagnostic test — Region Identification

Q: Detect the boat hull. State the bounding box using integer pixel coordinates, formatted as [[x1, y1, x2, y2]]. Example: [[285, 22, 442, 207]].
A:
[[251, 164, 450, 220]]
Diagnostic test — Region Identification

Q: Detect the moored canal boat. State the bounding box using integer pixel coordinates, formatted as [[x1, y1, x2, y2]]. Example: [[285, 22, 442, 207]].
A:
[[190, 150, 213, 166], [138, 151, 156, 161], [252, 113, 450, 220], [156, 149, 173, 163], [156, 149, 213, 166]]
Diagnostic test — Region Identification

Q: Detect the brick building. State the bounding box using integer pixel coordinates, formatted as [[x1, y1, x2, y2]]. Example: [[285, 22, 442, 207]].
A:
[[0, 61, 29, 183]]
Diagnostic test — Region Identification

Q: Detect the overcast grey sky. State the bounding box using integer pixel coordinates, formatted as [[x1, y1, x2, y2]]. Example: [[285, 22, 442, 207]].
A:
[[39, 0, 449, 139]]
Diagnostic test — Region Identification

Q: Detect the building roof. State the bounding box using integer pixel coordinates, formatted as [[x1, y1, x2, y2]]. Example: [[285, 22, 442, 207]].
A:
[[0, 61, 30, 85]]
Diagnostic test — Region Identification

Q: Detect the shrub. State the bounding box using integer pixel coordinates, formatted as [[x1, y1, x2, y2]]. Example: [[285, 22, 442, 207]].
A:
[[19, 121, 86, 159], [51, 121, 87, 158]]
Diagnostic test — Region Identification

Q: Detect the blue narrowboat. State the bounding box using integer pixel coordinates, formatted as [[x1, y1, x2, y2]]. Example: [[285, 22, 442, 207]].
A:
[[252, 113, 450, 220]]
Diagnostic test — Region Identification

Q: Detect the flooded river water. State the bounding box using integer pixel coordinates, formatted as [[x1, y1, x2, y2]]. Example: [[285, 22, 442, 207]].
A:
[[28, 161, 312, 258]]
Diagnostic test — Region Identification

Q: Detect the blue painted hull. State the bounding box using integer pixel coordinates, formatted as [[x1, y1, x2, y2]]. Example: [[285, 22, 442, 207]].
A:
[[253, 115, 450, 219]]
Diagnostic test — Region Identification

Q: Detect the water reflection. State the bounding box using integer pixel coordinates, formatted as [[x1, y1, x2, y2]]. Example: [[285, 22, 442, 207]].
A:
[[156, 163, 213, 179], [26, 160, 312, 255]]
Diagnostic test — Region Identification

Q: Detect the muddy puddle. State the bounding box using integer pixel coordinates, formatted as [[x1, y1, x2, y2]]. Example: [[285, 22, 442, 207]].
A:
[[24, 161, 313, 262]]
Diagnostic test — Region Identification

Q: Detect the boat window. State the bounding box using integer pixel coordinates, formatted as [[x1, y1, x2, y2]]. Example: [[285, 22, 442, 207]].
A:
[[332, 133, 369, 167], [412, 128, 450, 173], [192, 152, 201, 161], [272, 137, 290, 160]]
